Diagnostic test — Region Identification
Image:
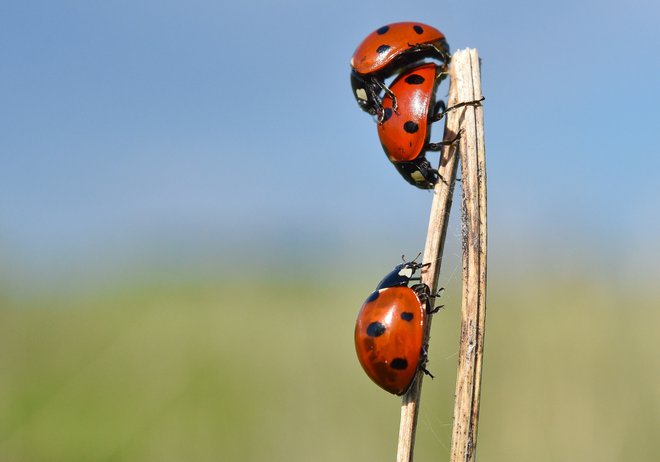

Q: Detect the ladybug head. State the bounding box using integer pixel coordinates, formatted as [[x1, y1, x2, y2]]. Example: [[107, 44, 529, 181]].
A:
[[350, 71, 378, 115], [375, 260, 427, 290], [392, 157, 439, 190]]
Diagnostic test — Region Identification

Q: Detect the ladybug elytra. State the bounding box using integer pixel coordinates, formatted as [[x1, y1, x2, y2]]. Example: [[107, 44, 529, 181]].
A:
[[350, 22, 450, 120]]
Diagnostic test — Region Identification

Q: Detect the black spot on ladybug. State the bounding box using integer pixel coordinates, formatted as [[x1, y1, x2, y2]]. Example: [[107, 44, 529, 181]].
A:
[[413, 25, 424, 34], [377, 44, 391, 54], [382, 107, 393, 122], [377, 26, 389, 35], [365, 291, 380, 303], [401, 312, 414, 321], [367, 322, 386, 337], [391, 358, 408, 370], [404, 121, 419, 133], [404, 74, 425, 85]]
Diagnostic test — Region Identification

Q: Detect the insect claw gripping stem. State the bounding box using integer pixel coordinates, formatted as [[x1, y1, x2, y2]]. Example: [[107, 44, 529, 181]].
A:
[[436, 170, 449, 186], [429, 96, 485, 123], [421, 287, 444, 314], [428, 304, 444, 314], [411, 284, 442, 315], [426, 128, 464, 151], [433, 287, 445, 298]]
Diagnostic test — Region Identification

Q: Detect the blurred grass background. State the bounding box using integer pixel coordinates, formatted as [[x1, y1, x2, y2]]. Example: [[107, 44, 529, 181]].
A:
[[2, 265, 659, 462]]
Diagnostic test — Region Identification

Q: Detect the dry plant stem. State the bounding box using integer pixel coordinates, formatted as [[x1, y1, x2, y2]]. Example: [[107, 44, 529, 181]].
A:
[[395, 51, 464, 462], [450, 48, 487, 462]]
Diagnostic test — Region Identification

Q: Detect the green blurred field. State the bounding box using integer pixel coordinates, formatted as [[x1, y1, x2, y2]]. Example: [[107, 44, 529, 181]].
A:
[[1, 272, 659, 461]]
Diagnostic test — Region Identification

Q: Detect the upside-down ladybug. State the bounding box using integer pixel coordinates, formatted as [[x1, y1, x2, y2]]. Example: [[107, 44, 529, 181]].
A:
[[377, 63, 447, 189], [378, 63, 486, 189], [355, 260, 440, 395], [350, 22, 450, 120]]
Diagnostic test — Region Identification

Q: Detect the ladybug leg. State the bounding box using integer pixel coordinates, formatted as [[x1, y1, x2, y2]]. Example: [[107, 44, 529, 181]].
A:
[[412, 283, 441, 315], [419, 346, 435, 379], [429, 96, 485, 123], [427, 141, 450, 151], [371, 76, 398, 114], [435, 70, 449, 83], [428, 287, 445, 313], [420, 365, 435, 379], [428, 304, 445, 314], [411, 283, 431, 301], [446, 96, 485, 113], [433, 287, 445, 298], [417, 286, 444, 314], [409, 42, 451, 64], [427, 129, 464, 151], [430, 100, 447, 122], [366, 84, 387, 123]]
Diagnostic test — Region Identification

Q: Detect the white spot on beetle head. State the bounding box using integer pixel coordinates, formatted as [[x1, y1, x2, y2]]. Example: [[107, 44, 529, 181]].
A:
[[411, 171, 425, 182], [398, 267, 413, 279], [356, 88, 368, 101]]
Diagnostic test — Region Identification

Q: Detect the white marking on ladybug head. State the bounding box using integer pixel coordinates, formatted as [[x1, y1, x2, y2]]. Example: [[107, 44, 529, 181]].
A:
[[356, 88, 368, 101], [350, 57, 355, 67], [411, 171, 425, 182], [398, 267, 413, 279]]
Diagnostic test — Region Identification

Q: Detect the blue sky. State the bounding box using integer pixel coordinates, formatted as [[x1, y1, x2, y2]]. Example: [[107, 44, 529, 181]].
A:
[[1, 0, 659, 286]]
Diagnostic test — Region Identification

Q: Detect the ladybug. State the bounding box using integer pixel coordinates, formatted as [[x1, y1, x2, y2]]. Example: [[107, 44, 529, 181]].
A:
[[354, 260, 441, 395], [378, 63, 486, 189], [376, 63, 448, 189], [350, 22, 450, 120]]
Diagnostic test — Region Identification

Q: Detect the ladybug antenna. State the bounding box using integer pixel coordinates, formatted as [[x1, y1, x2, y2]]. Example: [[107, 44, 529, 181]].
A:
[[402, 253, 430, 274], [401, 252, 422, 264]]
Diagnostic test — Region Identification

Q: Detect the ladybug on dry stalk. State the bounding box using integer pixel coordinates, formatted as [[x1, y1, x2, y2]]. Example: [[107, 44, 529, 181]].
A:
[[354, 258, 443, 395], [377, 63, 471, 189], [350, 22, 450, 121], [349, 21, 484, 189]]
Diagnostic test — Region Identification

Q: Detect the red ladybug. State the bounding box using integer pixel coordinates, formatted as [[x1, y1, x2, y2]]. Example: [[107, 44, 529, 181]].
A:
[[377, 63, 485, 189], [377, 63, 447, 189], [355, 261, 440, 395], [350, 22, 450, 120]]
